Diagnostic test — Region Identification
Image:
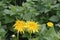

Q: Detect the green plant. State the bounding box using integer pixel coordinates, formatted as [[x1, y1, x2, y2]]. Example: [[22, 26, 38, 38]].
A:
[[0, 0, 60, 40]]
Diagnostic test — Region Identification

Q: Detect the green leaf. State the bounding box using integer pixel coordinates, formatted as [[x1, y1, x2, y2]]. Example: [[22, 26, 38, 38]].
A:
[[2, 0, 11, 3], [57, 11, 60, 17], [23, 13, 32, 20], [42, 0, 56, 4], [58, 0, 60, 2], [0, 22, 6, 40], [4, 9, 15, 16], [40, 24, 47, 34], [43, 27, 60, 40], [3, 16, 15, 23], [49, 15, 59, 22]]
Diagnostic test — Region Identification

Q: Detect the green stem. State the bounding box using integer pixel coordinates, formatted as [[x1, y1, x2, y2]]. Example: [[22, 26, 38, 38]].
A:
[[29, 34, 31, 40], [17, 32, 19, 40]]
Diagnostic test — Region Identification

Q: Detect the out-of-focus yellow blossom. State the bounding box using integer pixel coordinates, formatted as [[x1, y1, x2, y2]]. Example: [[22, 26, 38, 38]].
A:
[[13, 19, 25, 33], [47, 22, 54, 27], [26, 21, 40, 33]]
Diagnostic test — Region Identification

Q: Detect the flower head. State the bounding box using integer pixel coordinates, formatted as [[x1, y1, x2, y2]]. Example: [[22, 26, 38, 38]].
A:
[[13, 19, 25, 33], [47, 22, 54, 27], [26, 21, 40, 33]]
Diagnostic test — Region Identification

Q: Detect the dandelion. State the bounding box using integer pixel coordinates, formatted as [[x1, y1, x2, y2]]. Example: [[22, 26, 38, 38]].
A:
[[47, 22, 54, 27], [13, 19, 25, 33], [26, 21, 40, 33]]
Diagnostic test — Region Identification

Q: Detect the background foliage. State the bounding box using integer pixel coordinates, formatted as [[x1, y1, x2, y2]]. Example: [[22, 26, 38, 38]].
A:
[[0, 0, 60, 40]]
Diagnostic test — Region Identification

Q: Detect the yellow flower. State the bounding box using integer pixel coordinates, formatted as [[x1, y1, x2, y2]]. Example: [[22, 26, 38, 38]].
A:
[[13, 19, 25, 33], [47, 22, 54, 27], [26, 21, 40, 33]]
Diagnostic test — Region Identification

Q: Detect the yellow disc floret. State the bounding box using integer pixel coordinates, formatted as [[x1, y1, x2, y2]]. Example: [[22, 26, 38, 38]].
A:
[[13, 19, 25, 34], [26, 21, 40, 33], [47, 22, 54, 27]]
